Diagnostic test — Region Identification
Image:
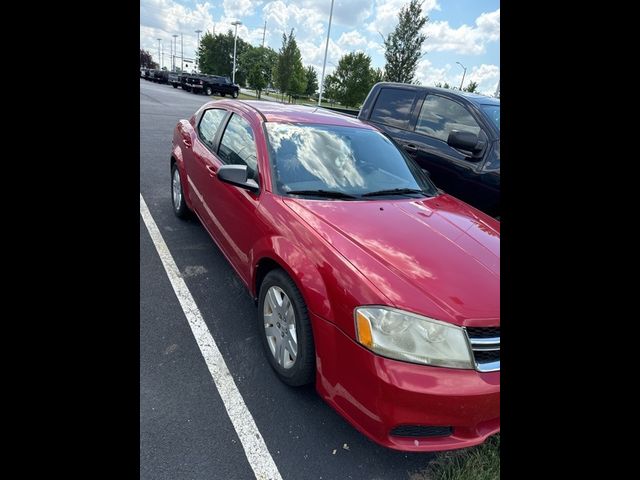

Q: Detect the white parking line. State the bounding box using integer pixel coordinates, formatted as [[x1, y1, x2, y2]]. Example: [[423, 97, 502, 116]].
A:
[[140, 193, 283, 480]]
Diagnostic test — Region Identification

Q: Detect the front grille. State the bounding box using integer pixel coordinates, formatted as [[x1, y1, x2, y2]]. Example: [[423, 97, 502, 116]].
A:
[[465, 326, 500, 372], [390, 425, 452, 438], [466, 326, 500, 338]]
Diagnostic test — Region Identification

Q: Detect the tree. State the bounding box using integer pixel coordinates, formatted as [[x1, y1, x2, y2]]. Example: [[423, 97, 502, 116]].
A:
[[322, 73, 339, 105], [383, 0, 428, 83], [435, 82, 451, 89], [239, 46, 278, 99], [331, 52, 375, 108], [140, 49, 157, 69], [304, 66, 318, 97], [198, 30, 253, 86], [463, 81, 479, 93], [273, 30, 307, 102], [371, 67, 384, 85]]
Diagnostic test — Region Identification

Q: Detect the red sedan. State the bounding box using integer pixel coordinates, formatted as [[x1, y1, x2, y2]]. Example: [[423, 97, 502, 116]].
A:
[[170, 100, 500, 452]]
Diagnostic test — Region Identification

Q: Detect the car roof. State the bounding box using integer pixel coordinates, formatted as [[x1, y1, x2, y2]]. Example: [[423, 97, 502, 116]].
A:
[[373, 82, 500, 106], [214, 100, 378, 129]]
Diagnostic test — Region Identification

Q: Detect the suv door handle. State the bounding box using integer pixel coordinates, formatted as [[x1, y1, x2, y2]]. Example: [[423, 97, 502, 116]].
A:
[[405, 143, 418, 151]]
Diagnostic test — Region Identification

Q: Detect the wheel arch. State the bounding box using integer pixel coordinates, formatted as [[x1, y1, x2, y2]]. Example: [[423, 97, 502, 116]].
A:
[[252, 244, 332, 320]]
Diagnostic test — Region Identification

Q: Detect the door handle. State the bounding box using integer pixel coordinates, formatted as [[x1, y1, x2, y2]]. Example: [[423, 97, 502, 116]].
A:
[[405, 143, 418, 151], [182, 137, 192, 148], [206, 165, 217, 176]]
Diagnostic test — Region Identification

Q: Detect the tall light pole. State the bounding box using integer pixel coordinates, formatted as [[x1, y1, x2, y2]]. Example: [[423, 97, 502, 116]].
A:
[[318, 0, 335, 107], [231, 21, 242, 84], [456, 61, 467, 90], [495, 79, 500, 98], [181, 33, 184, 72], [157, 38, 161, 69], [172, 34, 178, 71], [195, 29, 202, 72]]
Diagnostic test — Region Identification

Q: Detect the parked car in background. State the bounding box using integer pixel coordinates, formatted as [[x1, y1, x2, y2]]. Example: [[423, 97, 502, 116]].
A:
[[358, 83, 500, 218], [169, 100, 500, 452]]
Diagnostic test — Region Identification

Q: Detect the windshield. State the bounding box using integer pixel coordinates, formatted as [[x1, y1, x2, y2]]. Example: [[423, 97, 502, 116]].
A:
[[265, 123, 437, 199], [481, 104, 500, 131]]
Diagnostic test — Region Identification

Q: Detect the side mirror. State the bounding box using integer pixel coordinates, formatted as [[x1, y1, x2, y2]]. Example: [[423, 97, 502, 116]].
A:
[[447, 130, 484, 158], [217, 164, 259, 193]]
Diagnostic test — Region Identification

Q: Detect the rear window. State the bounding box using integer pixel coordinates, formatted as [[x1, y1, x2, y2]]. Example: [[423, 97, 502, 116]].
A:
[[198, 108, 227, 146], [369, 88, 418, 129]]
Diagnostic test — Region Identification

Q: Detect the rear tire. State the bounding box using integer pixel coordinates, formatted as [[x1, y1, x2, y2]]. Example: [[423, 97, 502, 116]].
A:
[[232, 90, 239, 99], [258, 269, 315, 386], [172, 84, 178, 88], [205, 86, 212, 96], [221, 92, 226, 97]]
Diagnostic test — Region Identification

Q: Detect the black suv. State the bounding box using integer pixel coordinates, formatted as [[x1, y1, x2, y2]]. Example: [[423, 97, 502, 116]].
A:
[[358, 82, 500, 217]]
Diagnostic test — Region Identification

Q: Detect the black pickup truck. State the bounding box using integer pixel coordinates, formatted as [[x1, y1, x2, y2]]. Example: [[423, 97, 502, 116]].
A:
[[152, 70, 169, 84], [358, 82, 500, 218], [184, 74, 240, 97], [168, 72, 181, 88]]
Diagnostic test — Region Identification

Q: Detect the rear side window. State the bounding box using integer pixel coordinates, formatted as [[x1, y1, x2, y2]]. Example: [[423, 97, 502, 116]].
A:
[[198, 108, 227, 146], [370, 88, 418, 129], [416, 95, 481, 142], [219, 114, 258, 179]]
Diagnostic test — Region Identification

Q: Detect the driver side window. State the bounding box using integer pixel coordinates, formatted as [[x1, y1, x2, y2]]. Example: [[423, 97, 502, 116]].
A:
[[218, 114, 259, 180]]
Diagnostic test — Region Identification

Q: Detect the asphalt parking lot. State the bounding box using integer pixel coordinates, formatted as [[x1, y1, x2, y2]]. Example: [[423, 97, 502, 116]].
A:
[[139, 78, 437, 479]]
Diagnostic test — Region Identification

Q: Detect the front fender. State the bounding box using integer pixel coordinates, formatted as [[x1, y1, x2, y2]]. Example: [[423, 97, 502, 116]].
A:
[[251, 237, 332, 321]]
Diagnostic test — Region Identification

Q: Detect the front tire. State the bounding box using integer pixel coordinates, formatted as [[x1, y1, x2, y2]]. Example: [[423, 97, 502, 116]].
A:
[[232, 90, 239, 99], [205, 86, 212, 96], [258, 269, 315, 386], [171, 163, 189, 219]]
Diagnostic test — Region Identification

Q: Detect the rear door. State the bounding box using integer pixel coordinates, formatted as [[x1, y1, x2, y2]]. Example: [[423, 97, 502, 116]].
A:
[[188, 107, 229, 235], [366, 87, 422, 150]]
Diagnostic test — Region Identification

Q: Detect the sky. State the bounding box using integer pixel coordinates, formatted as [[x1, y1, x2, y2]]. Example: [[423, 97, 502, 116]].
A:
[[140, 0, 500, 95]]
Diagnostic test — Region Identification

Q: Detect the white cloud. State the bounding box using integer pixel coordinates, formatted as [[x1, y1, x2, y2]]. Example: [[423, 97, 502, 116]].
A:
[[300, 0, 373, 26], [367, 0, 440, 37], [414, 61, 499, 96], [337, 30, 367, 48], [465, 64, 500, 95], [223, 0, 261, 19], [423, 8, 500, 55]]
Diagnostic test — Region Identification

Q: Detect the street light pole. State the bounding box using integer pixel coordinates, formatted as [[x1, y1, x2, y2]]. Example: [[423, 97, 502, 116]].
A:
[[181, 33, 184, 72], [172, 34, 178, 71], [456, 61, 467, 90], [318, 0, 335, 107], [157, 38, 161, 69], [195, 29, 202, 72], [231, 21, 242, 84]]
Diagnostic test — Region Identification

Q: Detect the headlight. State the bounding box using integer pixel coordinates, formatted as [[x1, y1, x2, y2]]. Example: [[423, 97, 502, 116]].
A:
[[354, 307, 474, 369]]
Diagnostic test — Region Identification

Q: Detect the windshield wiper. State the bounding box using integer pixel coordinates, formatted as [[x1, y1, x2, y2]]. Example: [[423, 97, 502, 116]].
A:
[[285, 189, 361, 200], [361, 187, 427, 197]]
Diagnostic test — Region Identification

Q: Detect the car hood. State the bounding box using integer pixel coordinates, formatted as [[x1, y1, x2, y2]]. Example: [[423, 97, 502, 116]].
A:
[[283, 194, 499, 325]]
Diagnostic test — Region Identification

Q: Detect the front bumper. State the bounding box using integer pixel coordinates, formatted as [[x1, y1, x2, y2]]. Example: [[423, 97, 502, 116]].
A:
[[312, 312, 500, 452]]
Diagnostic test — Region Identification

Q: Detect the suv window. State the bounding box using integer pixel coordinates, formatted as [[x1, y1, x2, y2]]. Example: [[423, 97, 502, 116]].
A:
[[416, 95, 481, 142], [370, 88, 418, 129], [198, 109, 227, 146], [219, 114, 258, 179]]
